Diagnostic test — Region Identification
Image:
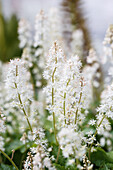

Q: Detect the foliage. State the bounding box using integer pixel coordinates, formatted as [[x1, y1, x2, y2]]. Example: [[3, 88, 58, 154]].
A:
[[0, 3, 21, 62]]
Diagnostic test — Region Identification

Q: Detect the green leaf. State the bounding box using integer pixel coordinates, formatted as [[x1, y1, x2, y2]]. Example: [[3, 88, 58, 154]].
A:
[[91, 148, 113, 169], [90, 148, 109, 166], [53, 163, 77, 170], [106, 163, 113, 169], [0, 164, 15, 170], [53, 163, 65, 170], [6, 140, 23, 154], [106, 151, 113, 163]]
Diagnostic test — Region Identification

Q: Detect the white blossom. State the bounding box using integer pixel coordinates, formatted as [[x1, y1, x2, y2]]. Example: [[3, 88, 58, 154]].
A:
[[18, 19, 31, 48]]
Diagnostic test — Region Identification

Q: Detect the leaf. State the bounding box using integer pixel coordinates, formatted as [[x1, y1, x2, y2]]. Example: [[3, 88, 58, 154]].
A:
[[91, 148, 113, 169], [106, 163, 113, 169], [53, 163, 77, 170], [90, 148, 109, 166], [0, 164, 15, 170], [53, 163, 65, 170], [6, 139, 33, 154], [106, 151, 113, 163], [6, 140, 23, 154]]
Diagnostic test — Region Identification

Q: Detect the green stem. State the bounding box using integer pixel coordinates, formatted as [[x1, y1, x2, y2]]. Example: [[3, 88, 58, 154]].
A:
[[52, 85, 57, 144], [17, 91, 33, 133], [76, 158, 79, 166], [52, 84, 58, 143], [15, 83, 33, 133], [88, 114, 106, 159], [0, 149, 18, 170], [51, 43, 58, 144], [52, 111, 58, 144], [52, 84, 57, 144], [75, 91, 82, 125], [63, 93, 66, 124], [56, 145, 61, 163]]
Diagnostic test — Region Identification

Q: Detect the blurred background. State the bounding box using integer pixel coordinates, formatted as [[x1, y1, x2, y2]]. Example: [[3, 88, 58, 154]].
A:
[[1, 0, 113, 62]]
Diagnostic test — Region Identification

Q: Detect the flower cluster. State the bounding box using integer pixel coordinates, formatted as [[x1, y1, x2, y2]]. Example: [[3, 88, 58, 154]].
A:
[[43, 41, 91, 166], [24, 128, 55, 170], [58, 126, 86, 160], [18, 19, 31, 48], [103, 24, 113, 81], [5, 59, 33, 108]]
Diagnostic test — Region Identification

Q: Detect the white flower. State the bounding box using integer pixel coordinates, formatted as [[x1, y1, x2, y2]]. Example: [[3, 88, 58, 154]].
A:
[[89, 119, 96, 126]]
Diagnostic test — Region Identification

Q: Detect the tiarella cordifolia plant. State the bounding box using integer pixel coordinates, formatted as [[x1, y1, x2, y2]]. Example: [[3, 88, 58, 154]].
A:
[[2, 9, 113, 170], [5, 58, 45, 136], [43, 41, 93, 168], [0, 61, 25, 138], [5, 59, 34, 133], [43, 41, 65, 143]]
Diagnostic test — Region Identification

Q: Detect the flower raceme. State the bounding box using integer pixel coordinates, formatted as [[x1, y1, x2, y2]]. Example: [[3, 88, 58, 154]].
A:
[[18, 19, 31, 48], [5, 59, 33, 132], [43, 41, 91, 166], [5, 59, 33, 108], [43, 41, 90, 129]]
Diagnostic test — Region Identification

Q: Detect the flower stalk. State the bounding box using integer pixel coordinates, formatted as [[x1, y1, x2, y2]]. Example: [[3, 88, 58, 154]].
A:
[[0, 149, 18, 170], [52, 42, 58, 144], [15, 65, 33, 133]]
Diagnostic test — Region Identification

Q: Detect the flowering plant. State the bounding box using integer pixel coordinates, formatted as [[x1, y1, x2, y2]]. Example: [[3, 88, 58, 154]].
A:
[[1, 10, 113, 170]]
